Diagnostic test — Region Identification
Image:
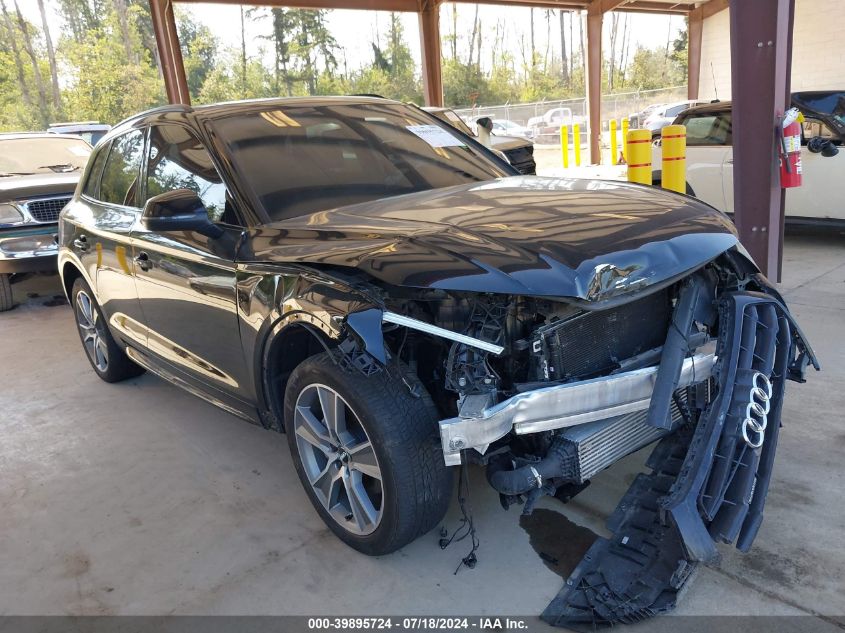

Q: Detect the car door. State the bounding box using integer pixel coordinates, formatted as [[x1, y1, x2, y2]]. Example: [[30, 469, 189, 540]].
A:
[[787, 117, 845, 221], [677, 111, 733, 211], [130, 122, 251, 405], [74, 128, 148, 350]]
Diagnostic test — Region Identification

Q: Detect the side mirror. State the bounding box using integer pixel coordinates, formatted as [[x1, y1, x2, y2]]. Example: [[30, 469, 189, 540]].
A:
[[141, 189, 223, 239]]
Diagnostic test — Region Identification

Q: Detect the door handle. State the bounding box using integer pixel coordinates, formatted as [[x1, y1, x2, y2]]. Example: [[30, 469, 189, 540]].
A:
[[134, 251, 152, 271], [73, 235, 90, 251]]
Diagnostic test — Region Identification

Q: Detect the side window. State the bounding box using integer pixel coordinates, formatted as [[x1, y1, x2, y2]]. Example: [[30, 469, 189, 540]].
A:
[[99, 130, 145, 207], [684, 113, 732, 146], [81, 142, 109, 199], [801, 118, 836, 144], [145, 124, 228, 222]]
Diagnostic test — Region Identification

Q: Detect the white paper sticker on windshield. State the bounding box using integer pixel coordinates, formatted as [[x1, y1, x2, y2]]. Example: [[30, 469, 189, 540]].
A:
[[406, 125, 466, 148]]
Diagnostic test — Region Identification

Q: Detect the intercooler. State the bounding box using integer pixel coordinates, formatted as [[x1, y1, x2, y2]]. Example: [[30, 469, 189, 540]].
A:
[[532, 289, 670, 382], [557, 396, 684, 483]]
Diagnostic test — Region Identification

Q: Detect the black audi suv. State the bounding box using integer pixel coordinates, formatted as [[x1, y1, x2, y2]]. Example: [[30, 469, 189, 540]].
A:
[[58, 97, 817, 626]]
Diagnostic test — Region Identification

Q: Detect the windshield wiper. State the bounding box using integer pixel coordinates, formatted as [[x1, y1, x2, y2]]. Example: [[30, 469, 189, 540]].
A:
[[0, 171, 36, 177], [39, 164, 80, 173]]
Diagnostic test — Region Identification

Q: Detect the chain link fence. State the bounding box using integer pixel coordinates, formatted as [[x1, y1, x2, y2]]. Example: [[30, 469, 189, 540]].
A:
[[453, 85, 688, 144]]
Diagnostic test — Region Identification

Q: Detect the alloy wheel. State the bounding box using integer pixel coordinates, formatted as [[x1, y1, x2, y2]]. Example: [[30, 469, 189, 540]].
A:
[[75, 289, 108, 373], [293, 383, 384, 536]]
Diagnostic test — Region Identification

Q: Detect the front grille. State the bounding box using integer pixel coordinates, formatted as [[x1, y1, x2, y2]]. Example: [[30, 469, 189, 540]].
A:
[[24, 197, 71, 223], [502, 146, 537, 175], [532, 290, 671, 382]]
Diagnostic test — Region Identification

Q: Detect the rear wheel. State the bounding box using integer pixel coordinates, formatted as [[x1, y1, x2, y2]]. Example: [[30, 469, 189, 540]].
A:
[[284, 352, 452, 556], [0, 274, 12, 312], [71, 277, 144, 383]]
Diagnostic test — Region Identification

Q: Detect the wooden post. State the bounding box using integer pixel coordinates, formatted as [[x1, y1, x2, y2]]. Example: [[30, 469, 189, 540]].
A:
[[730, 0, 794, 279], [149, 0, 190, 105], [418, 0, 443, 107]]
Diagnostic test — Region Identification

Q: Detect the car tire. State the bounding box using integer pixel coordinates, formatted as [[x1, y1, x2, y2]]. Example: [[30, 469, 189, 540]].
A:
[[0, 274, 12, 312], [284, 351, 453, 556], [71, 277, 144, 383]]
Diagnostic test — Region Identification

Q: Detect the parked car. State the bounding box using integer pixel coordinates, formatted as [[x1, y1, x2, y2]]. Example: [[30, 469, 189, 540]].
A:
[[423, 106, 537, 175], [643, 100, 709, 137], [527, 106, 587, 144], [0, 133, 92, 311], [653, 92, 845, 224], [58, 96, 816, 626], [48, 121, 111, 146], [629, 103, 663, 129], [491, 118, 534, 139]]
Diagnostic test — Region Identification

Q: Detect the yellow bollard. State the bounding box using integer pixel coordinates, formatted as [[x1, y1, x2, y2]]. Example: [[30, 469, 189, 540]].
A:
[[626, 129, 652, 185], [609, 119, 618, 166], [661, 124, 686, 193], [573, 123, 581, 167], [560, 125, 569, 169], [621, 117, 629, 162]]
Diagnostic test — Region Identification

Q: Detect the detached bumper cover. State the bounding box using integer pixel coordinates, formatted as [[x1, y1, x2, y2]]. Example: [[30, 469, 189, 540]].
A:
[[0, 227, 58, 274], [543, 292, 819, 627]]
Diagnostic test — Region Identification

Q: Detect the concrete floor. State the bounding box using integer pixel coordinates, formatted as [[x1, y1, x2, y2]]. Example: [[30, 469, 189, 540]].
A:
[[1, 233, 843, 629]]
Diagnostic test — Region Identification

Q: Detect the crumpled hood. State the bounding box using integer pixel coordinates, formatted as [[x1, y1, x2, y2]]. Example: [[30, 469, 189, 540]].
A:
[[244, 176, 740, 301]]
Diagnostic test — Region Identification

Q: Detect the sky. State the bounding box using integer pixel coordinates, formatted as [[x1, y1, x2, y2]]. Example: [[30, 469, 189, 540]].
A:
[[22, 1, 683, 83]]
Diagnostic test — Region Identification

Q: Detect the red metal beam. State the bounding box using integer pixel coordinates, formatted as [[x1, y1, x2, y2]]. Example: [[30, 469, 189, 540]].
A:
[[700, 0, 729, 19], [149, 0, 190, 105], [730, 0, 794, 279], [687, 6, 702, 99], [418, 0, 443, 106], [585, 4, 602, 163], [175, 0, 420, 10]]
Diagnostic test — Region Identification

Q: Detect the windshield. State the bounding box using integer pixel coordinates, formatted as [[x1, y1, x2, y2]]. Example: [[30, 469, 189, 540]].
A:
[[210, 102, 509, 222], [0, 137, 91, 176]]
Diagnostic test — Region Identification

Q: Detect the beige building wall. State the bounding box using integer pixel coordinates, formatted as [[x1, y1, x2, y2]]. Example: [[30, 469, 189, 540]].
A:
[[698, 0, 845, 101]]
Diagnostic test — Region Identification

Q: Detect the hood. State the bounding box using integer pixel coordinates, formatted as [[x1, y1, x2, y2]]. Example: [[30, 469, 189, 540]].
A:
[[244, 176, 739, 302], [490, 135, 532, 151], [0, 172, 80, 202]]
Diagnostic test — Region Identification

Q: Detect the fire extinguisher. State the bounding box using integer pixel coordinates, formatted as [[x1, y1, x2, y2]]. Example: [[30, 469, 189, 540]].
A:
[[779, 108, 803, 188]]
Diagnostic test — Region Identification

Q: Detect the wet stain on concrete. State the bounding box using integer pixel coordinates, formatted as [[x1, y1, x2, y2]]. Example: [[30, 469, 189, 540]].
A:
[[519, 508, 598, 579]]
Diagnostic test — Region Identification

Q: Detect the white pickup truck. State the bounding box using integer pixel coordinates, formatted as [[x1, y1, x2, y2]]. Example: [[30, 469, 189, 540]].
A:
[[652, 92, 845, 225]]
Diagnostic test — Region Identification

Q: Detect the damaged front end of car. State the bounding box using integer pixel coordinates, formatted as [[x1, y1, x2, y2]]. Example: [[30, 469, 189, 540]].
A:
[[339, 246, 818, 627]]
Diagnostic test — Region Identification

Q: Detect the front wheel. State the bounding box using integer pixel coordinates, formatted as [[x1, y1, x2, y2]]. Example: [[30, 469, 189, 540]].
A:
[[71, 277, 144, 383], [284, 352, 453, 556]]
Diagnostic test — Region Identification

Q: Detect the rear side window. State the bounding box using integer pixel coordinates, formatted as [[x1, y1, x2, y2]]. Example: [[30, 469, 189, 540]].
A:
[[81, 143, 109, 199], [683, 113, 732, 146], [99, 129, 145, 207]]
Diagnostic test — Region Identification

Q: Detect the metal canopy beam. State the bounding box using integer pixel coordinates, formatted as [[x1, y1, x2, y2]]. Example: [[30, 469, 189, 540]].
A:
[[150, 0, 190, 105], [585, 3, 603, 163], [730, 0, 794, 279], [687, 6, 703, 99], [419, 0, 443, 106]]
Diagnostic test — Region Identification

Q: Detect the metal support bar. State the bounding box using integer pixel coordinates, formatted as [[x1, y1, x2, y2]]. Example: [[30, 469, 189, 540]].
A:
[[687, 7, 703, 100], [418, 0, 444, 107], [729, 0, 794, 280], [585, 6, 602, 164], [149, 0, 191, 105]]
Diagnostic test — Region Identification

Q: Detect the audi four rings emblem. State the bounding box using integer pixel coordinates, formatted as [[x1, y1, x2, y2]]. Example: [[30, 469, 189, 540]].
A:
[[742, 372, 773, 449]]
